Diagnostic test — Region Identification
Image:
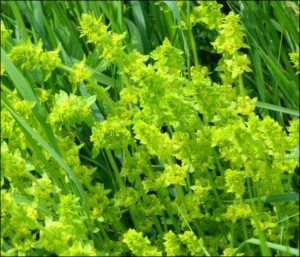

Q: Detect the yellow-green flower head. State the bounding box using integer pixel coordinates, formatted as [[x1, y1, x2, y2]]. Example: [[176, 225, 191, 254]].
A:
[[59, 241, 97, 256], [58, 194, 81, 223], [133, 120, 173, 160], [122, 229, 162, 256], [34, 88, 50, 103], [122, 51, 149, 83], [1, 20, 12, 43], [191, 1, 224, 30], [29, 173, 53, 200], [69, 58, 93, 85], [1, 94, 36, 150], [155, 163, 188, 187], [7, 39, 60, 79], [163, 230, 183, 256], [80, 13, 126, 62], [1, 142, 34, 187], [289, 52, 299, 74], [224, 169, 246, 198], [114, 187, 140, 208], [212, 12, 248, 55], [222, 203, 251, 223], [40, 221, 72, 253], [224, 53, 252, 79], [9, 40, 43, 70], [80, 13, 109, 45], [49, 90, 96, 128], [40, 47, 61, 72], [6, 203, 38, 253], [150, 38, 185, 74], [190, 65, 212, 86], [91, 117, 132, 152], [191, 179, 212, 198], [179, 231, 204, 256], [287, 119, 299, 148]]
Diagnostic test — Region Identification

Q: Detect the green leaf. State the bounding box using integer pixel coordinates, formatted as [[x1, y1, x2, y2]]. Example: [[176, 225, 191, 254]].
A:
[[256, 101, 299, 117], [245, 193, 299, 204], [124, 17, 144, 53], [233, 238, 299, 256]]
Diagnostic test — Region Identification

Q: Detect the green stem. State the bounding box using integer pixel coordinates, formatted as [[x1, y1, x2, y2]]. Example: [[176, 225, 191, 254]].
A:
[[99, 224, 110, 242], [105, 149, 124, 189], [153, 215, 164, 235], [124, 148, 165, 236], [230, 225, 235, 248], [105, 149, 141, 229], [241, 220, 251, 254], [135, 175, 164, 235], [239, 75, 246, 97], [157, 188, 181, 233], [206, 171, 222, 206]]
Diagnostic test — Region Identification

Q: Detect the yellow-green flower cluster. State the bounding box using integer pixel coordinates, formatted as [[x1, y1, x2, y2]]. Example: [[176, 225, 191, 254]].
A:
[[289, 52, 299, 74], [1, 20, 12, 43], [133, 120, 173, 160], [212, 12, 248, 55], [122, 229, 162, 256], [1, 144, 34, 190], [3, 203, 38, 254], [69, 58, 93, 85], [163, 230, 183, 256], [155, 164, 188, 187], [40, 48, 61, 72], [39, 221, 73, 253], [187, 3, 251, 84], [49, 90, 96, 128], [114, 187, 140, 208], [222, 203, 252, 224], [9, 40, 43, 70], [190, 1, 224, 30], [26, 173, 53, 203], [224, 53, 252, 79], [91, 117, 132, 153], [224, 169, 246, 198], [150, 38, 185, 74], [59, 241, 97, 256], [179, 231, 204, 256], [9, 40, 61, 74], [80, 13, 126, 62]]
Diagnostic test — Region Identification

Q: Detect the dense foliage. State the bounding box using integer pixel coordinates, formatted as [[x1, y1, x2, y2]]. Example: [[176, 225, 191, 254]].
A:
[[1, 1, 299, 256]]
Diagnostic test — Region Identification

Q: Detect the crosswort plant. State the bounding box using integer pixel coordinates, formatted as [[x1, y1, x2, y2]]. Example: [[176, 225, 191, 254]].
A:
[[1, 1, 299, 256]]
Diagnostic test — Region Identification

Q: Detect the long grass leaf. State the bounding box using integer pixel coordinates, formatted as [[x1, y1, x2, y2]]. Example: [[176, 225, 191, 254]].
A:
[[124, 17, 144, 52], [233, 238, 299, 256], [130, 1, 150, 53], [256, 101, 299, 117], [245, 193, 299, 204]]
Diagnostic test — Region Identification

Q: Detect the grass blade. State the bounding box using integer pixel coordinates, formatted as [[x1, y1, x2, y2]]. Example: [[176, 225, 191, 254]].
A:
[[130, 1, 150, 53], [9, 1, 28, 41], [233, 238, 299, 256], [124, 17, 144, 52], [245, 193, 299, 204], [256, 101, 299, 117]]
